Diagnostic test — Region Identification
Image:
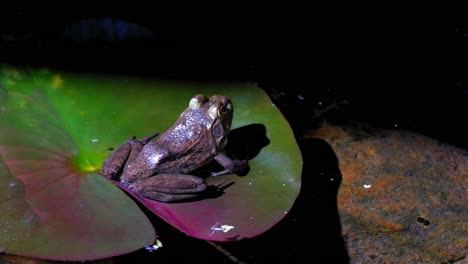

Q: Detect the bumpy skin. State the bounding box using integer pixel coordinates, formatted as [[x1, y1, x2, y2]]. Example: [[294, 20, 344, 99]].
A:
[[102, 94, 247, 202]]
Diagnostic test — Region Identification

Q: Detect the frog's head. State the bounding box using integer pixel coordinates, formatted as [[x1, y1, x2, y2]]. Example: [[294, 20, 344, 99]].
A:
[[188, 94, 233, 147]]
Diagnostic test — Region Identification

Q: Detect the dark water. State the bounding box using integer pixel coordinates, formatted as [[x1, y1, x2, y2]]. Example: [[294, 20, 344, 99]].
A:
[[1, 8, 465, 263]]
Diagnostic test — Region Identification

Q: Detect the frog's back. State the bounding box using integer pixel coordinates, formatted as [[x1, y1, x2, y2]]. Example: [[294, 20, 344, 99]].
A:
[[153, 121, 217, 174]]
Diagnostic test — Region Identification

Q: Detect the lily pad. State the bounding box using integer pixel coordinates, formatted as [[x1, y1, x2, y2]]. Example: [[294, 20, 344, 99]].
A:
[[0, 66, 302, 260]]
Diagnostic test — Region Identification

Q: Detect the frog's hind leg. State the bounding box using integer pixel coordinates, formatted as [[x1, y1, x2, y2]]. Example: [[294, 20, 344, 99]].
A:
[[102, 140, 133, 179], [102, 134, 158, 179], [123, 133, 160, 165], [129, 174, 208, 202]]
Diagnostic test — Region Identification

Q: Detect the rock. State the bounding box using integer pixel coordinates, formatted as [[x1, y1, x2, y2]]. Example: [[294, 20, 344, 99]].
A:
[[310, 124, 467, 264]]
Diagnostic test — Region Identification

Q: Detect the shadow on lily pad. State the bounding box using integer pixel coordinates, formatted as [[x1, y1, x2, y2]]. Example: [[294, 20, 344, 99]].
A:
[[225, 123, 271, 161], [198, 123, 271, 178]]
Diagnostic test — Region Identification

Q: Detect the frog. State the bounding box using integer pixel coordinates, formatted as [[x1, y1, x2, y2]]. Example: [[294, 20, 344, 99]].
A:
[[101, 94, 247, 202]]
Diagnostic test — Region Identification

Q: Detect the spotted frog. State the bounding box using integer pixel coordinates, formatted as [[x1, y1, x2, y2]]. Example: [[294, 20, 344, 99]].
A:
[[102, 94, 247, 202]]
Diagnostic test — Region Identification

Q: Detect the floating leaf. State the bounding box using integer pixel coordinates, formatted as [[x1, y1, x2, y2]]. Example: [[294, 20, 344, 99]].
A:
[[0, 69, 155, 261], [0, 66, 302, 259]]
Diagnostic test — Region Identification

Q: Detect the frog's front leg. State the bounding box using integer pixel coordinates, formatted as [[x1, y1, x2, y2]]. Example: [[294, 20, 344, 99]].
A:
[[102, 133, 159, 180], [129, 174, 208, 202], [211, 152, 248, 177]]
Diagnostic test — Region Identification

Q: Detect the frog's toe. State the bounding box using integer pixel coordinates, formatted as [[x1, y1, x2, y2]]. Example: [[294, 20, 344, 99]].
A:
[[140, 133, 160, 144]]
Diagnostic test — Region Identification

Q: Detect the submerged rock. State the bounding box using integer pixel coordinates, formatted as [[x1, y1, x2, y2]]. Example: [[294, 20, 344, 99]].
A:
[[310, 124, 467, 264]]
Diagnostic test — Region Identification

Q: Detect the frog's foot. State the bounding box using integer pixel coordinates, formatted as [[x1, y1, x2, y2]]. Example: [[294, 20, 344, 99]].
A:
[[211, 152, 248, 177], [129, 174, 208, 203]]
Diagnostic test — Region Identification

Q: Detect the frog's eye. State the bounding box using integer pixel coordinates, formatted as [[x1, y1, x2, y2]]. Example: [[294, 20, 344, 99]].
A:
[[222, 99, 232, 111], [217, 102, 232, 117], [189, 94, 207, 109]]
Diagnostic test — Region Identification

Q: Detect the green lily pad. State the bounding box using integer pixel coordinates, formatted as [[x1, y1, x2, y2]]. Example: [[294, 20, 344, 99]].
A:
[[0, 66, 302, 260]]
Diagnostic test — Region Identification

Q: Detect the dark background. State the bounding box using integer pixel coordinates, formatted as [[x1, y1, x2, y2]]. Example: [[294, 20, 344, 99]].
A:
[[1, 6, 463, 263]]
